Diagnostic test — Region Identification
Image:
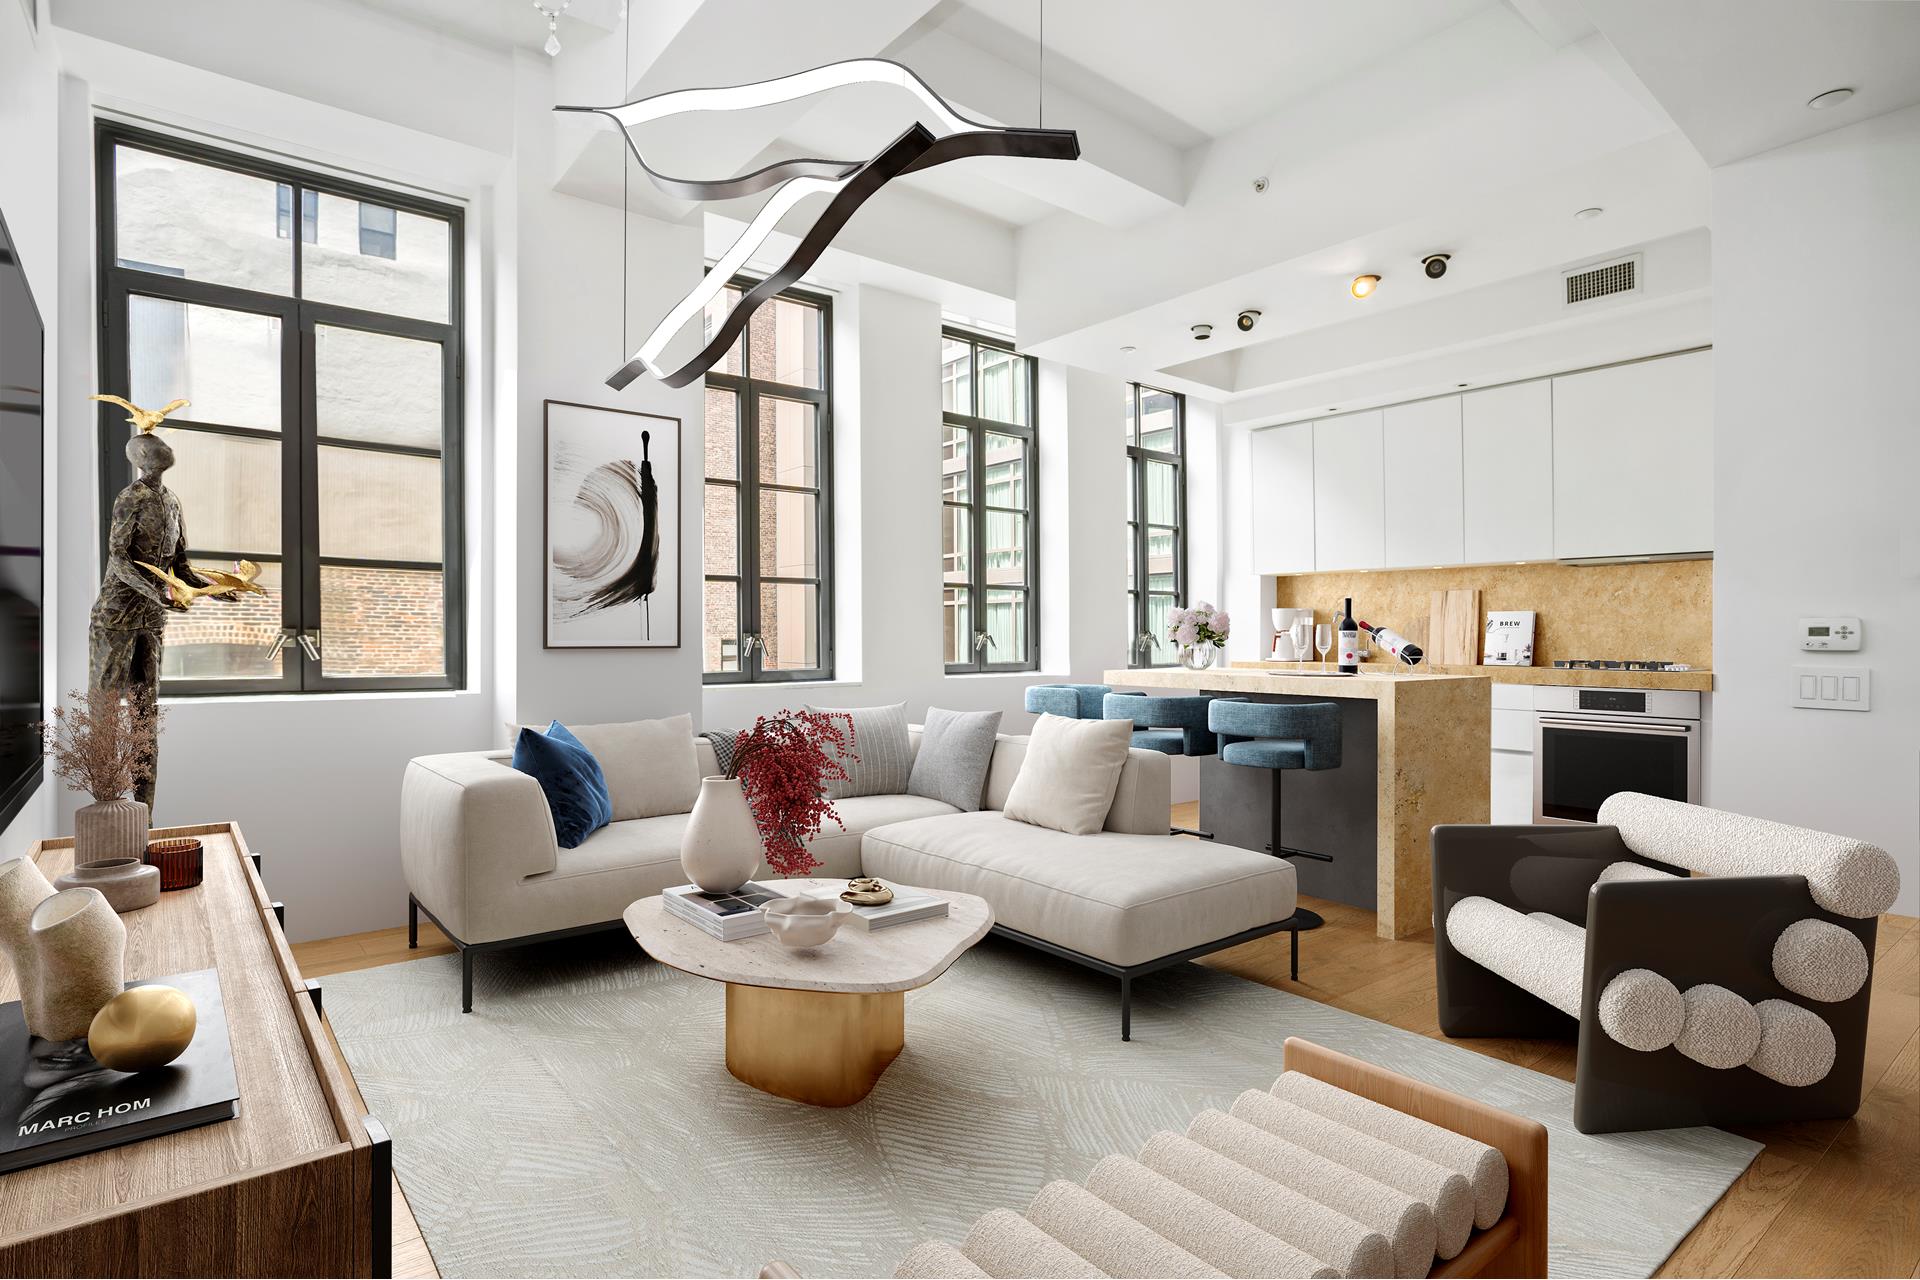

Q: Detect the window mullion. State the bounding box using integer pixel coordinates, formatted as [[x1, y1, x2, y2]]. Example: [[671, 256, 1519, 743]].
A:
[[294, 312, 321, 689], [741, 382, 763, 681]]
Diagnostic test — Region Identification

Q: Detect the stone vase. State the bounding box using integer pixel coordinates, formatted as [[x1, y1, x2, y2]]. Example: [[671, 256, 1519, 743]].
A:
[[680, 776, 762, 893], [74, 798, 150, 864], [28, 888, 127, 1043], [0, 856, 57, 1038], [54, 857, 161, 913]]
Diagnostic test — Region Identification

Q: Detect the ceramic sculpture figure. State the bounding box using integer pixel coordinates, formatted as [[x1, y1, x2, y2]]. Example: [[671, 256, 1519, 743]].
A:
[[27, 888, 127, 1043], [0, 855, 57, 1036]]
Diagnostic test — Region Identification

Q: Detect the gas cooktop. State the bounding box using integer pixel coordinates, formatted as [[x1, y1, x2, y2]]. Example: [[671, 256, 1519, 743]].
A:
[[1551, 659, 1694, 672]]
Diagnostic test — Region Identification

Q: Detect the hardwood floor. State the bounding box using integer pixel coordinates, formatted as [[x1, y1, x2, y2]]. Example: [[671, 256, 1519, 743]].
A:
[[295, 809, 1919, 1279]]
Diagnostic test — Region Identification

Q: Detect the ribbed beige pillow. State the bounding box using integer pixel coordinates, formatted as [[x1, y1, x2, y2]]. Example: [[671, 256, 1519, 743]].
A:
[[567, 713, 699, 820], [1003, 713, 1133, 835]]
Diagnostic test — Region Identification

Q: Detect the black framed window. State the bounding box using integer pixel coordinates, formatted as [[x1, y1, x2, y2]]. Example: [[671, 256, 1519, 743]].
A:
[[1124, 383, 1185, 667], [96, 123, 464, 696], [701, 279, 832, 683], [941, 329, 1037, 672]]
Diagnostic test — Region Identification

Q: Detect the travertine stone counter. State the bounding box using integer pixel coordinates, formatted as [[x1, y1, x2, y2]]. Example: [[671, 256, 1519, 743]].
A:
[[1104, 668, 1489, 940], [1244, 660, 1714, 692]]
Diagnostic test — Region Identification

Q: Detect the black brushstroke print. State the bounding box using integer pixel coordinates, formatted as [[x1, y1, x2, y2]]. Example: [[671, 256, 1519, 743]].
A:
[[566, 430, 660, 634]]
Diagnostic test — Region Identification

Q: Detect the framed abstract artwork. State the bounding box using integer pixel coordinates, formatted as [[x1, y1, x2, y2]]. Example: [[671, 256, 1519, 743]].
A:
[[544, 399, 681, 649]]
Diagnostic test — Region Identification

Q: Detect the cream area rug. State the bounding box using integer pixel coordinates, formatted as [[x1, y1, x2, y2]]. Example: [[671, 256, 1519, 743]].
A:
[[324, 932, 1759, 1279]]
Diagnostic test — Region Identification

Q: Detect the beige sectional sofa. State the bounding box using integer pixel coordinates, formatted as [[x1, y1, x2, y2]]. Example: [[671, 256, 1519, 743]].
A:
[[401, 729, 1298, 1032]]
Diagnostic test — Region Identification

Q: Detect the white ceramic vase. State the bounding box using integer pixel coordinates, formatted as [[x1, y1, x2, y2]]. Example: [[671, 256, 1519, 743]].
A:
[[680, 776, 762, 893]]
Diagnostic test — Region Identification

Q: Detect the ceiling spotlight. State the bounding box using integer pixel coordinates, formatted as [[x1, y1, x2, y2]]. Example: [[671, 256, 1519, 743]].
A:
[[1119, 344, 1136, 353], [1350, 274, 1380, 300], [1236, 309, 1261, 332], [1191, 324, 1213, 340], [1421, 253, 1450, 280], [1575, 206, 1604, 221], [1252, 176, 1270, 193], [1807, 87, 1855, 110]]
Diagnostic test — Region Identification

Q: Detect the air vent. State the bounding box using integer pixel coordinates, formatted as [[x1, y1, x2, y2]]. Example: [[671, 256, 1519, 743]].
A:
[[1563, 254, 1641, 305]]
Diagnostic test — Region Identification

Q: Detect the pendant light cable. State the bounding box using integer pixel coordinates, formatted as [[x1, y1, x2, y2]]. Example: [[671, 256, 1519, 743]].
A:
[[1037, 0, 1045, 128], [621, 8, 630, 362]]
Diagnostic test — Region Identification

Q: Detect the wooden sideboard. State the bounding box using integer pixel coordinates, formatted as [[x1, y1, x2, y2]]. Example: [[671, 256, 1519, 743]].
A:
[[0, 822, 388, 1277]]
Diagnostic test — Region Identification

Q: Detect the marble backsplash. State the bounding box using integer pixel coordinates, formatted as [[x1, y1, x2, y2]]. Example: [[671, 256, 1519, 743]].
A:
[[1271, 558, 1713, 668]]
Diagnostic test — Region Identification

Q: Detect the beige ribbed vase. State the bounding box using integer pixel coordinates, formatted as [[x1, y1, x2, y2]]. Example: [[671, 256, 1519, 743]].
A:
[[28, 888, 127, 1042], [73, 798, 151, 863], [0, 856, 57, 1037]]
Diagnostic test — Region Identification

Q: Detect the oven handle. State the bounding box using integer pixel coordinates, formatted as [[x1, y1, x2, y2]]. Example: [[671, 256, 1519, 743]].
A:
[[1538, 717, 1694, 736]]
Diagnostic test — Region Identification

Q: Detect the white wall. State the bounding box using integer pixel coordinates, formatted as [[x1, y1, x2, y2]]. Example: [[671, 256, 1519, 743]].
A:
[[1710, 104, 1920, 916]]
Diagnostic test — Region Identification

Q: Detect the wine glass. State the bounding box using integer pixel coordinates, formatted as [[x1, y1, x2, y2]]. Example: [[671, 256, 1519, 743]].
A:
[[1289, 618, 1311, 665], [1315, 623, 1333, 672]]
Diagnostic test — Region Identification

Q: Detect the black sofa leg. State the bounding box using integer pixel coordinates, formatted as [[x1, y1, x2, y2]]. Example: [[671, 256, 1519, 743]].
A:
[[461, 947, 474, 1013], [1291, 926, 1299, 981], [1120, 975, 1132, 1041], [408, 895, 418, 949]]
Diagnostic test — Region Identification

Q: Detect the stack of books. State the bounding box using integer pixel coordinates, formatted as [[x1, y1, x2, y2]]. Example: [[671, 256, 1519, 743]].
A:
[[662, 883, 787, 941], [845, 886, 949, 932]]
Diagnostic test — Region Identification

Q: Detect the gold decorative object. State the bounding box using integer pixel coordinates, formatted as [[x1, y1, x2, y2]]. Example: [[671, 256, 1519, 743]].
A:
[[136, 558, 266, 610], [840, 877, 893, 907], [87, 984, 197, 1072], [88, 393, 190, 435]]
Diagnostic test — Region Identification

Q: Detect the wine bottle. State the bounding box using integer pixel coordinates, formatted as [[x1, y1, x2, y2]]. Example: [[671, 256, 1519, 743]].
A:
[[1337, 598, 1360, 674], [1361, 620, 1424, 666]]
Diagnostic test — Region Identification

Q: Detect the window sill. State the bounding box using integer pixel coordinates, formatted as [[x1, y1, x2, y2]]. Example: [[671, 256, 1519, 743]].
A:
[[160, 687, 475, 707]]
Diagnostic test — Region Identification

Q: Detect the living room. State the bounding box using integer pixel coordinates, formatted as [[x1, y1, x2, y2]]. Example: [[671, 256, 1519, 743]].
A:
[[0, 0, 1915, 1277]]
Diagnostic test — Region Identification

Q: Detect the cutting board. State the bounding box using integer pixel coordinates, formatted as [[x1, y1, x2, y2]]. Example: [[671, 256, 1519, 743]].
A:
[[1428, 589, 1482, 666]]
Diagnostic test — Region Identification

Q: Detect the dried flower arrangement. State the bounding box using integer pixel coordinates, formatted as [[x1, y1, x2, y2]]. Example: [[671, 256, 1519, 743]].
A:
[[39, 688, 162, 803], [725, 710, 858, 877]]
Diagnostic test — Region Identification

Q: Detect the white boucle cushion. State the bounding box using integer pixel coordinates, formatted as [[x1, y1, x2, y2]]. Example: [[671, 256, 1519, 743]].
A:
[[1527, 910, 1586, 939], [1598, 792, 1900, 918], [894, 1241, 987, 1279], [1674, 984, 1762, 1070], [1085, 1155, 1337, 1278], [959, 1209, 1101, 1279], [566, 713, 699, 820], [1771, 918, 1871, 1003], [1596, 968, 1685, 1052], [1597, 859, 1677, 885], [1749, 999, 1837, 1087], [1025, 1180, 1222, 1278], [1002, 713, 1133, 836], [1444, 896, 1584, 1018]]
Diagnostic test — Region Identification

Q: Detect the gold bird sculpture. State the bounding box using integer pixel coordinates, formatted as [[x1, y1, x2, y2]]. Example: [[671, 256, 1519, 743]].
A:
[[138, 559, 267, 609], [90, 393, 191, 434]]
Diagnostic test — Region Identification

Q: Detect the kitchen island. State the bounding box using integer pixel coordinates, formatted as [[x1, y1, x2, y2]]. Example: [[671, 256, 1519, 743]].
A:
[[1102, 666, 1489, 940]]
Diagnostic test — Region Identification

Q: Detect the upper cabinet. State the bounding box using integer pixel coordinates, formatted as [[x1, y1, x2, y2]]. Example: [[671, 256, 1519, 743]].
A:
[[1250, 421, 1315, 574], [1462, 380, 1555, 563], [1383, 397, 1464, 568], [1313, 410, 1386, 571], [1551, 350, 1713, 559]]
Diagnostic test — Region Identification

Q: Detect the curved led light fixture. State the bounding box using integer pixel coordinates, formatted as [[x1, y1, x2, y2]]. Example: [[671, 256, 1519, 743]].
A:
[[557, 58, 1078, 389]]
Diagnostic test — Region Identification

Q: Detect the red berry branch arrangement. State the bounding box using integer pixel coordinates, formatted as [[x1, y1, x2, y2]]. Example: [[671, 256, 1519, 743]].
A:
[[726, 710, 859, 877]]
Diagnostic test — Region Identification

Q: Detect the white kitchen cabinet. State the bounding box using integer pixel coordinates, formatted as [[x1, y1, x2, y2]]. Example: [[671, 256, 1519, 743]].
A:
[[1462, 380, 1554, 563], [1250, 422, 1315, 574], [1312, 410, 1385, 571], [1383, 397, 1464, 567], [1491, 750, 1535, 824], [1551, 350, 1713, 559]]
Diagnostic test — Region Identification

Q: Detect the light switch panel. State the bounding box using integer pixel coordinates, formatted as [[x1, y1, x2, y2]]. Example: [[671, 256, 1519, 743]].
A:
[[1793, 664, 1871, 711]]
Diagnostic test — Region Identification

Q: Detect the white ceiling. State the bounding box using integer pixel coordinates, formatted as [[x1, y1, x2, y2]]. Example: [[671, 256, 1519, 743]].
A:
[[340, 0, 622, 52]]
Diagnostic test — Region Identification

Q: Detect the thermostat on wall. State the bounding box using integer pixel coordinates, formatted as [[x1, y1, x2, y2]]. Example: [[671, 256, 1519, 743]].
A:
[[1799, 616, 1862, 651]]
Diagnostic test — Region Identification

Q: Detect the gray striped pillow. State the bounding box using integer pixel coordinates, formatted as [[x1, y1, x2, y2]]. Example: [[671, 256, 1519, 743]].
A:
[[806, 703, 911, 798]]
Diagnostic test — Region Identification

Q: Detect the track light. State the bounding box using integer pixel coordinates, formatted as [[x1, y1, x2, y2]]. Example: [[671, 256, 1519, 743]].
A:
[[1350, 274, 1380, 300]]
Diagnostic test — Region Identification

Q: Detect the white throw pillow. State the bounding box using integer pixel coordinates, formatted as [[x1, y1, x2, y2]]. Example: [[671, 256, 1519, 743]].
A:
[[566, 713, 699, 820], [1002, 713, 1133, 836]]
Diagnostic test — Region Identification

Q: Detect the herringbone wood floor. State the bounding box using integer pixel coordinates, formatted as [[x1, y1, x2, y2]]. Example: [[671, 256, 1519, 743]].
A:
[[295, 805, 1919, 1279]]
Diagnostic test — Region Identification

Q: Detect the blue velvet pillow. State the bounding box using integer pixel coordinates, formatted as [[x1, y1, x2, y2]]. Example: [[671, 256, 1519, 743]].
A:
[[512, 721, 612, 849]]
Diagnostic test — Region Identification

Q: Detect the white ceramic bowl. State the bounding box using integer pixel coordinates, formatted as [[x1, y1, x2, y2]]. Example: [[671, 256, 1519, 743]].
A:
[[761, 895, 852, 948]]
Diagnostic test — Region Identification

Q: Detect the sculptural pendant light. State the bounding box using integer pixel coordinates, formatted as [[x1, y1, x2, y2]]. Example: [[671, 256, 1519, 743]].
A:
[[557, 49, 1078, 390], [532, 0, 569, 57]]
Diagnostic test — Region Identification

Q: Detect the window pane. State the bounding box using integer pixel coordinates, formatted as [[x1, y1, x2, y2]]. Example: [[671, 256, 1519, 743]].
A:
[[984, 433, 1027, 508], [941, 425, 969, 502], [941, 336, 971, 414], [1145, 459, 1178, 524], [319, 564, 443, 677], [165, 428, 280, 555], [977, 347, 1029, 425], [114, 146, 291, 294], [748, 294, 821, 388], [314, 326, 442, 449], [1140, 387, 1178, 452], [1126, 522, 1136, 592], [759, 488, 817, 579], [942, 505, 970, 583], [760, 581, 819, 671], [129, 298, 282, 431], [302, 193, 450, 324], [161, 558, 285, 681], [1123, 385, 1137, 443], [986, 588, 1028, 664], [319, 446, 442, 561], [703, 285, 744, 377], [943, 586, 970, 665], [1146, 594, 1179, 664], [985, 509, 1025, 586], [757, 396, 817, 487], [705, 580, 741, 674], [1147, 527, 1179, 591], [704, 386, 738, 480], [703, 484, 737, 574]]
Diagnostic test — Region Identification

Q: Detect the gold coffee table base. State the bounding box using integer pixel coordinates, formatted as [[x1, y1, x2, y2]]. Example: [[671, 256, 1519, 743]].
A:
[[724, 983, 906, 1107]]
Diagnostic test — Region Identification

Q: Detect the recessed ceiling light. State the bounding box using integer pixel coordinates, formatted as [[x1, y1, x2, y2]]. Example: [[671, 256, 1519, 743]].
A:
[[1350, 274, 1381, 300], [1191, 324, 1213, 340], [1575, 206, 1604, 221], [1457, 382, 1470, 388], [1119, 345, 1136, 353], [1807, 87, 1855, 110]]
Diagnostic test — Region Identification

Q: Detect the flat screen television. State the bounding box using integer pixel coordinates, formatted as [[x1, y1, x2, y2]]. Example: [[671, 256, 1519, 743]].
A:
[[0, 205, 45, 834]]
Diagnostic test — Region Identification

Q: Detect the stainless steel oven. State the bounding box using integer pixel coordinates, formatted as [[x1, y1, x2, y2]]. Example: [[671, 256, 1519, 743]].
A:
[[1533, 687, 1701, 824]]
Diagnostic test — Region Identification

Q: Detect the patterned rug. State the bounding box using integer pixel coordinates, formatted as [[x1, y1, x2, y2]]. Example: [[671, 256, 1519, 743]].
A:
[[324, 932, 1759, 1278]]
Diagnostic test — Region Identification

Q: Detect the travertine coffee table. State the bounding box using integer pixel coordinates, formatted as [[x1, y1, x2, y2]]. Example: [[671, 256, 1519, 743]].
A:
[[625, 879, 993, 1107]]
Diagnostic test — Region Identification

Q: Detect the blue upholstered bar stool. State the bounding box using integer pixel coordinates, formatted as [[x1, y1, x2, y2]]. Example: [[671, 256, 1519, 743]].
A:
[[1024, 683, 1124, 719], [1208, 699, 1343, 937], [1101, 692, 1231, 838]]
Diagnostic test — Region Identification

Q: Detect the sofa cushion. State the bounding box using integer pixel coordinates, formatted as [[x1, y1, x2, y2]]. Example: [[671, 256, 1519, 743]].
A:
[[557, 813, 691, 877], [908, 708, 1002, 811], [565, 714, 700, 821], [861, 812, 1296, 967], [785, 793, 963, 880], [1003, 714, 1133, 836], [809, 703, 913, 799], [511, 724, 612, 849]]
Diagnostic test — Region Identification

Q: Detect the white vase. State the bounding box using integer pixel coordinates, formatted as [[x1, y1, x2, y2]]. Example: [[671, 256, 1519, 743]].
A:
[[681, 776, 762, 893]]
